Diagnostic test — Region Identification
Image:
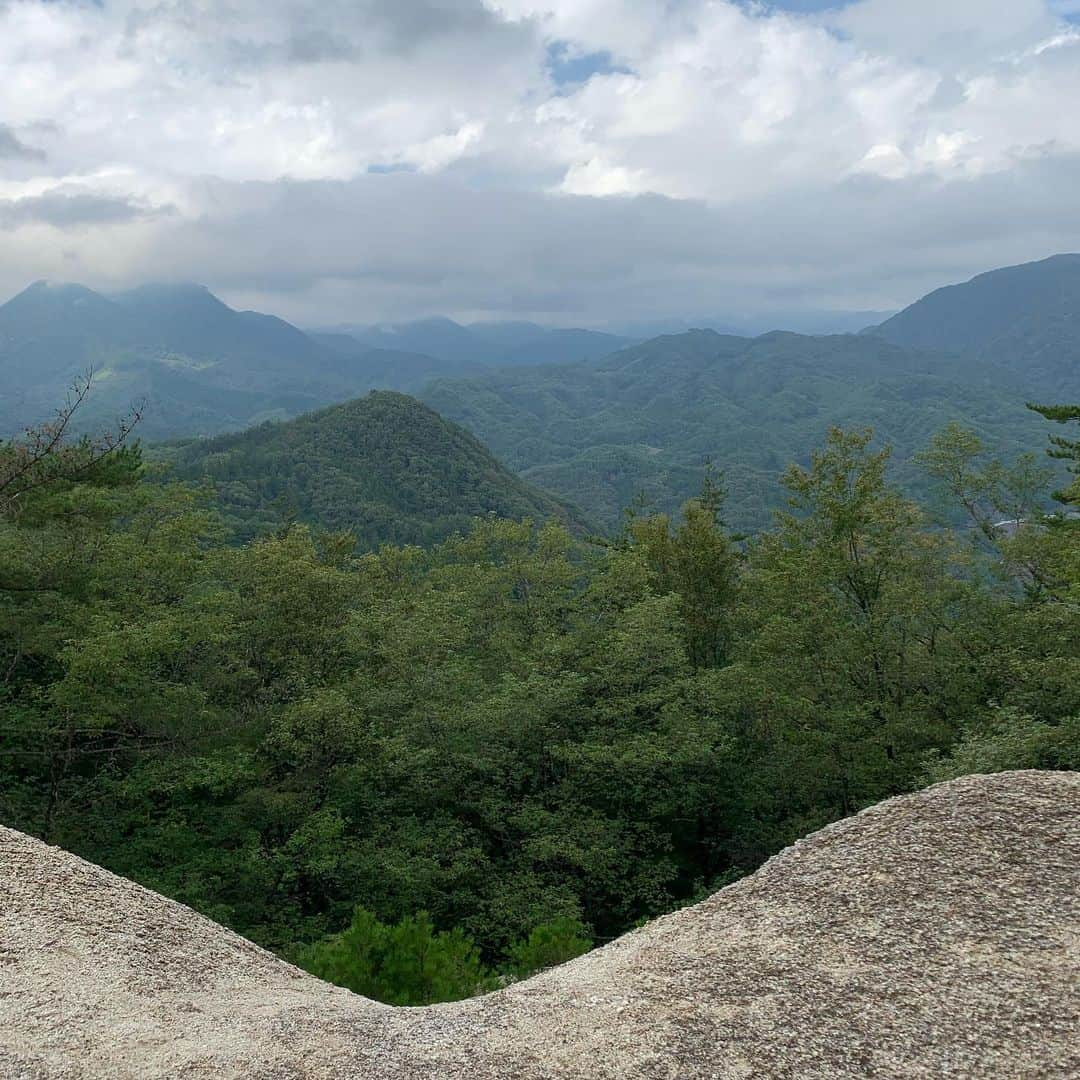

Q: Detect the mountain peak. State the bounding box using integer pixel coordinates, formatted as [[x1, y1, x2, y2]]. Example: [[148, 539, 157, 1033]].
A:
[[167, 389, 581, 546], [2, 279, 111, 307], [113, 281, 232, 315], [0, 281, 119, 344], [872, 252, 1080, 352]]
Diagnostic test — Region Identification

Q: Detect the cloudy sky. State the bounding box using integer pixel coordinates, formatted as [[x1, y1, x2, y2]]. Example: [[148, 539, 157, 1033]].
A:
[[1, 0, 1079, 327]]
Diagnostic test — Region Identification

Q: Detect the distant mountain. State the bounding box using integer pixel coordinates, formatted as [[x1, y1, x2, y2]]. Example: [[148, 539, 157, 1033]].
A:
[[8, 256, 1077, 537], [161, 390, 585, 547], [0, 283, 636, 441], [325, 318, 631, 368], [0, 282, 467, 440], [418, 255, 1080, 530], [309, 333, 475, 382], [466, 321, 550, 348], [615, 310, 895, 340], [499, 328, 635, 366], [869, 253, 1080, 389], [111, 284, 330, 380], [337, 317, 496, 366], [422, 327, 1055, 530]]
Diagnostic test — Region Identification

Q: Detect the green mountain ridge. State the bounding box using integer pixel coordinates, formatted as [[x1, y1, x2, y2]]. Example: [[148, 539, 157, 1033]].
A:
[[420, 329, 1053, 529], [5, 254, 1079, 535], [0, 283, 633, 443], [161, 390, 585, 547], [870, 253, 1080, 352], [0, 281, 460, 441], [421, 257, 1080, 530], [319, 317, 631, 369]]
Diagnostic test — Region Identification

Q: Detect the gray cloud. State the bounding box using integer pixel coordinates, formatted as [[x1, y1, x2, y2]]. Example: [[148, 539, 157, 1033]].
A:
[[0, 124, 45, 162], [0, 189, 172, 230], [0, 1, 1077, 324], [278, 2, 519, 63], [63, 153, 1073, 326], [361, 0, 522, 52], [121, 0, 530, 68]]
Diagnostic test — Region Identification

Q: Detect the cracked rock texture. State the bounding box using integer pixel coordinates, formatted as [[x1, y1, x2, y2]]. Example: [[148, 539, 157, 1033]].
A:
[[1, 770, 1077, 1078]]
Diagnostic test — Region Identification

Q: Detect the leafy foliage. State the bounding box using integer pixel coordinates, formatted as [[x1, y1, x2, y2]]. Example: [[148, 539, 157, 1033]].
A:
[[1, 395, 1077, 1006], [295, 907, 496, 1005], [294, 908, 591, 1002], [158, 391, 585, 547], [422, 328, 1066, 532], [1029, 402, 1080, 507]]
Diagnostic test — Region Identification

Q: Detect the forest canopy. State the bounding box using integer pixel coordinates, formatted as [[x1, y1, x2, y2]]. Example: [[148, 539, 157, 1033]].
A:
[[1, 397, 1077, 1003]]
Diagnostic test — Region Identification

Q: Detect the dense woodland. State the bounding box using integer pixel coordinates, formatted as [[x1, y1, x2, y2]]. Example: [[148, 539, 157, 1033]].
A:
[[159, 391, 581, 547], [423, 255, 1080, 531], [422, 329, 1062, 532], [2, 383, 1077, 1004]]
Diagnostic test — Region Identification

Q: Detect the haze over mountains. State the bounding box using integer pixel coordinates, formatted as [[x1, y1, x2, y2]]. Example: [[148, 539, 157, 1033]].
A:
[[2, 253, 1079, 533], [318, 318, 631, 370], [425, 254, 1080, 528], [0, 282, 627, 441]]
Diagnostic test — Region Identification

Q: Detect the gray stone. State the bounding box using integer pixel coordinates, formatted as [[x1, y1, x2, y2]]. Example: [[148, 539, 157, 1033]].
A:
[[1, 770, 1077, 1078]]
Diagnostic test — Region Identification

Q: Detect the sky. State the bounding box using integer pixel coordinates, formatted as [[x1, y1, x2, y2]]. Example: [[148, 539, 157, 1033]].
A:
[[1, 0, 1079, 327]]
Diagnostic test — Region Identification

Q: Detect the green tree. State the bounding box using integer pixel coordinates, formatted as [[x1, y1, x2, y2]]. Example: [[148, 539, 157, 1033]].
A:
[[1029, 402, 1080, 507], [625, 473, 740, 668], [922, 406, 1080, 781], [505, 916, 592, 979], [296, 907, 495, 1005], [720, 429, 979, 846]]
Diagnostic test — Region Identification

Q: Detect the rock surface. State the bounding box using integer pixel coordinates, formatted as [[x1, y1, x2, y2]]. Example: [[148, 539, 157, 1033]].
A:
[[1, 770, 1078, 1079]]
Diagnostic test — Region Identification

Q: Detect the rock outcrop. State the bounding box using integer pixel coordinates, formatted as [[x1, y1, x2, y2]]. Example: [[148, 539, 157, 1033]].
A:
[[1, 771, 1077, 1078]]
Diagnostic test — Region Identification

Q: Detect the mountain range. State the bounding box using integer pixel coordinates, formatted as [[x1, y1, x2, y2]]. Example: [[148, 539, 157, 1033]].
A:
[[3, 253, 1078, 535], [318, 317, 631, 369], [422, 254, 1080, 529], [0, 282, 627, 441]]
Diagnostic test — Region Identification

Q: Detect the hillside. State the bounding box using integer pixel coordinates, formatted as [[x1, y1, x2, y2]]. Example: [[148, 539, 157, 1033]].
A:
[[6, 255, 1079, 534], [0, 281, 443, 441], [322, 316, 631, 368], [871, 253, 1080, 353], [0, 283, 633, 443], [2, 770, 1076, 1078], [868, 254, 1080, 394], [422, 327, 1056, 530], [163, 390, 582, 546]]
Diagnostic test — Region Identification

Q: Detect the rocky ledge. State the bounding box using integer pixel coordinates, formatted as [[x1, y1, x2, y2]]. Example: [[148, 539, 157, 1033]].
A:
[[1, 770, 1077, 1078]]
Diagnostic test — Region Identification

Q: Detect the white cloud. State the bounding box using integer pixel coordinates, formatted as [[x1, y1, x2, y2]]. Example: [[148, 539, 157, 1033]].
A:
[[0, 0, 1078, 321]]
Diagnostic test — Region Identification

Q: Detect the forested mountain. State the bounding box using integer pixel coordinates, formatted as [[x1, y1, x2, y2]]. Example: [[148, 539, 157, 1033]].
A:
[[0, 281, 430, 440], [870, 253, 1080, 352], [0, 283, 632, 443], [6, 255, 1077, 535], [4, 396, 1078, 1005], [322, 317, 631, 368], [619, 308, 894, 339], [868, 253, 1080, 394], [422, 326, 1063, 530], [162, 390, 583, 546]]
